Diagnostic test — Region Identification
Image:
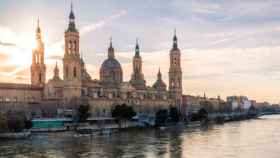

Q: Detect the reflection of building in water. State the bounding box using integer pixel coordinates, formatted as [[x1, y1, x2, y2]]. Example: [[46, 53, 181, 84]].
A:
[[0, 4, 183, 117]]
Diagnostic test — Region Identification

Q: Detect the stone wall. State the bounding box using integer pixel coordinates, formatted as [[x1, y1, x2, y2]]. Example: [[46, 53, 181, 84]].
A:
[[0, 83, 43, 103], [88, 97, 172, 117]]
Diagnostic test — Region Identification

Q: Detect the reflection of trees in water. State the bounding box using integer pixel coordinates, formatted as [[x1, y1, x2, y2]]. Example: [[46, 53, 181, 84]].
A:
[[90, 129, 153, 158], [167, 128, 183, 158], [151, 128, 183, 158]]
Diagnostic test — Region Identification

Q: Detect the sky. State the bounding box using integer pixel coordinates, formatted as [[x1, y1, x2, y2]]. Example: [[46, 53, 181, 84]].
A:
[[0, 0, 280, 103]]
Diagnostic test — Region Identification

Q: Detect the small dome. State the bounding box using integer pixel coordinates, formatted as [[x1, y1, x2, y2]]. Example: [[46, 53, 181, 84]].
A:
[[101, 58, 121, 70], [153, 80, 167, 91], [153, 69, 167, 91]]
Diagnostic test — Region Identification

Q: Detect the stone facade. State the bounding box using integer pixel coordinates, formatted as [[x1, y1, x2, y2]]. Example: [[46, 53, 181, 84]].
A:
[[0, 4, 184, 118]]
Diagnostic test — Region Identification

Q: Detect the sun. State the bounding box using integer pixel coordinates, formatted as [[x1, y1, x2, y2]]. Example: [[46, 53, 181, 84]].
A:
[[9, 31, 48, 66]]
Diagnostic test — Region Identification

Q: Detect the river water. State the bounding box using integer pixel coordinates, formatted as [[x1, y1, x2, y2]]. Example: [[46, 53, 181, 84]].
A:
[[0, 115, 280, 158]]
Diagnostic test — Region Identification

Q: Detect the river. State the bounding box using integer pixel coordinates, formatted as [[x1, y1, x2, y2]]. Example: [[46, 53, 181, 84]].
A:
[[0, 115, 280, 158]]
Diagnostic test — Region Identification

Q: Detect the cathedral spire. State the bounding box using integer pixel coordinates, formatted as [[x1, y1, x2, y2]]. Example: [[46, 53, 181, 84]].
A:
[[135, 38, 140, 57], [36, 18, 42, 41], [53, 61, 61, 80], [69, 2, 75, 19], [31, 19, 46, 86], [67, 2, 77, 32], [157, 68, 162, 80], [172, 29, 178, 50], [108, 37, 115, 58]]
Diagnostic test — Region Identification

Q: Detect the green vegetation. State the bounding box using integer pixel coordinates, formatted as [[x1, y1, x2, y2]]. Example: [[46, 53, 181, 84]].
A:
[[0, 113, 8, 133], [169, 107, 180, 123], [0, 112, 32, 133], [155, 109, 168, 126], [112, 104, 136, 127], [77, 104, 91, 122]]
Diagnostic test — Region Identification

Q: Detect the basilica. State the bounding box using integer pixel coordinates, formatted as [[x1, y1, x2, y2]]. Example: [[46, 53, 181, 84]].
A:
[[0, 5, 183, 118]]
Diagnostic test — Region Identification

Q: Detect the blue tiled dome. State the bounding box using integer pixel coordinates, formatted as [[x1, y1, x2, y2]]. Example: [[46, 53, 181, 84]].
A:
[[101, 58, 121, 70]]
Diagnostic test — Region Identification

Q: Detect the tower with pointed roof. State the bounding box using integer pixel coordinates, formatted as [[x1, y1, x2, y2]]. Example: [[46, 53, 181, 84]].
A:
[[63, 3, 82, 81], [130, 39, 146, 89], [169, 30, 182, 107], [31, 19, 46, 86]]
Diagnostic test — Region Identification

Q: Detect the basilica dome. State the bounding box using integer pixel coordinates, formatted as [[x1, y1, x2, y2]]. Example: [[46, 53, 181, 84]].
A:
[[101, 58, 121, 70], [100, 40, 123, 86]]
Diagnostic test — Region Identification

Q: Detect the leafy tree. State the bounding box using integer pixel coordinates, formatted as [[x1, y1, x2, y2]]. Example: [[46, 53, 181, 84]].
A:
[[112, 104, 136, 127], [24, 120, 33, 129], [198, 108, 208, 120], [7, 115, 25, 132], [0, 113, 8, 133], [78, 104, 91, 122], [155, 109, 168, 126], [112, 105, 122, 121], [169, 107, 180, 123], [200, 100, 214, 113]]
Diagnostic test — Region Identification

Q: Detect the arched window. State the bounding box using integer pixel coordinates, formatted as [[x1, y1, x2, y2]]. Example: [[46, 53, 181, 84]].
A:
[[74, 41, 76, 53], [73, 67, 77, 78], [39, 73, 42, 82], [65, 66, 69, 78], [69, 41, 72, 53]]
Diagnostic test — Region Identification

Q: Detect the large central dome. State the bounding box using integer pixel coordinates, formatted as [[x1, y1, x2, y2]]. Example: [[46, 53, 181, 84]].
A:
[[100, 40, 123, 86], [101, 58, 121, 70]]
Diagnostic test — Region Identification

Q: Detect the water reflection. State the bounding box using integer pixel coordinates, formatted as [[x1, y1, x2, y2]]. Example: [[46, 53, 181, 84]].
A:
[[1, 115, 280, 158]]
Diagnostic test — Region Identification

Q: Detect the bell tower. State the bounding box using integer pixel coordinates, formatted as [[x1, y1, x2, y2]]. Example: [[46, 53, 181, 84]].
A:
[[130, 39, 146, 89], [31, 19, 46, 87], [63, 3, 81, 81], [169, 30, 182, 107]]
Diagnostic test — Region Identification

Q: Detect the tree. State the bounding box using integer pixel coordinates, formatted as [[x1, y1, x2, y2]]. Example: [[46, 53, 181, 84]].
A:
[[198, 108, 208, 120], [155, 109, 168, 126], [112, 104, 136, 127], [200, 100, 214, 113], [24, 119, 33, 129], [78, 104, 91, 122], [169, 107, 180, 123], [0, 113, 8, 133], [7, 115, 25, 132]]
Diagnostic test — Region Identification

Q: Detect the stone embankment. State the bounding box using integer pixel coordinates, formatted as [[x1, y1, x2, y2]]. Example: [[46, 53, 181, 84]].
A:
[[0, 131, 31, 140]]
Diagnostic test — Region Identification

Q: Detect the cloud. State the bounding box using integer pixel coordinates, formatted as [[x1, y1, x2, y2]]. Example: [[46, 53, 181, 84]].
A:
[[47, 54, 63, 60], [0, 41, 16, 47], [80, 10, 127, 35], [46, 10, 128, 61], [0, 53, 10, 62], [0, 65, 17, 73]]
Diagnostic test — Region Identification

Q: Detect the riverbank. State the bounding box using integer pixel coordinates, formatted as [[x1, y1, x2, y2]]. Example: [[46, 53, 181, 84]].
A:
[[0, 112, 262, 140], [207, 112, 259, 124], [0, 131, 31, 140], [2, 115, 280, 158]]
